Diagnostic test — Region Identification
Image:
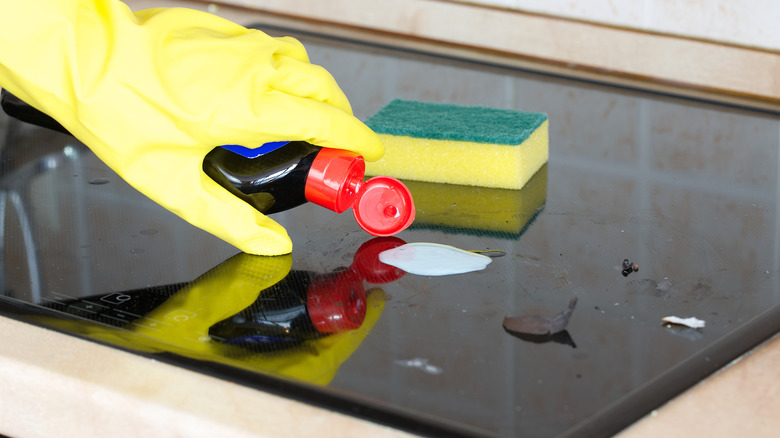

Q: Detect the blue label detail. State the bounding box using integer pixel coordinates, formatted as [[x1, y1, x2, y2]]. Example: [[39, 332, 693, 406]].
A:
[[220, 141, 290, 159], [222, 334, 297, 344]]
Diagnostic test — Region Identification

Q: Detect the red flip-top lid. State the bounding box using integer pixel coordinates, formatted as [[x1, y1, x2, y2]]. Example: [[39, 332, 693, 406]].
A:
[[352, 176, 415, 236], [304, 147, 365, 214], [304, 148, 415, 235]]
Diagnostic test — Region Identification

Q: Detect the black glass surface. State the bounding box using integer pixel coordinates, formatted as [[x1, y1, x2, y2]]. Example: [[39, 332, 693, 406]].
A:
[[1, 24, 779, 438]]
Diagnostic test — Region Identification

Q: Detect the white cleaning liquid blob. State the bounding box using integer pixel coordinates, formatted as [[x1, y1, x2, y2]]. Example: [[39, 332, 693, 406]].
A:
[[378, 242, 492, 276]]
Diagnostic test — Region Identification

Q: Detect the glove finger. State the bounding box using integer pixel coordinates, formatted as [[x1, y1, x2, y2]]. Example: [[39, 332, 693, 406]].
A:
[[227, 93, 384, 161], [272, 35, 311, 63], [136, 7, 311, 63], [267, 57, 353, 115]]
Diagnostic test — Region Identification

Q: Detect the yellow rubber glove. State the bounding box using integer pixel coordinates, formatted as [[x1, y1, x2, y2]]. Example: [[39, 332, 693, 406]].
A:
[[0, 0, 383, 255]]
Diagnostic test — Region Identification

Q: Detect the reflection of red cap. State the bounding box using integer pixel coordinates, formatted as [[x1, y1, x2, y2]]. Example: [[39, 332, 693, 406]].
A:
[[350, 237, 406, 284], [304, 148, 415, 236], [308, 237, 405, 334], [307, 270, 366, 334]]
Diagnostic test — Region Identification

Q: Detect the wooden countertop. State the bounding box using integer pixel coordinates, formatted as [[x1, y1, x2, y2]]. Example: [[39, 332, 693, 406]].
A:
[[1, 314, 779, 437]]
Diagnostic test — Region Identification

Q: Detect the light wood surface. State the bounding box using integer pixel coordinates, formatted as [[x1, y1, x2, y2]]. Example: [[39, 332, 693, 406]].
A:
[[619, 333, 780, 437], [2, 314, 779, 437], [446, 0, 780, 52], [208, 0, 780, 105], [126, 0, 780, 113], [0, 316, 413, 438]]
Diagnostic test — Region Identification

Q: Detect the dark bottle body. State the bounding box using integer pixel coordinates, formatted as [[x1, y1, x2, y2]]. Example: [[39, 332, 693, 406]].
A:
[[202, 141, 320, 215], [209, 269, 366, 345], [210, 271, 319, 344]]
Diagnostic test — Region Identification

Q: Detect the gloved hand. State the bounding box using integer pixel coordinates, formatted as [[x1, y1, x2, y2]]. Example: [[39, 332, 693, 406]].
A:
[[0, 0, 383, 255]]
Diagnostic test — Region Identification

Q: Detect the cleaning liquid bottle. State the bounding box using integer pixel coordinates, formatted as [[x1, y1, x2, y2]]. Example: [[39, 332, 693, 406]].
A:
[[1, 90, 415, 236], [202, 141, 415, 236]]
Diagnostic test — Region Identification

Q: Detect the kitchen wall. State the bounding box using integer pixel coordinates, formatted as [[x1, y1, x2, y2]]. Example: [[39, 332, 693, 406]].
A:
[[452, 0, 780, 51], [123, 0, 780, 102]]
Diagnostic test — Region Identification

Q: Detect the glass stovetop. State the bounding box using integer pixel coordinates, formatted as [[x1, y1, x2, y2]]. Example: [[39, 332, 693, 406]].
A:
[[1, 24, 779, 438]]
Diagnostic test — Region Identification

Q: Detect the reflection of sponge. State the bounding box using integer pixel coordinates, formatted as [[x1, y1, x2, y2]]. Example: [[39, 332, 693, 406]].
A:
[[406, 164, 547, 237], [364, 100, 548, 190]]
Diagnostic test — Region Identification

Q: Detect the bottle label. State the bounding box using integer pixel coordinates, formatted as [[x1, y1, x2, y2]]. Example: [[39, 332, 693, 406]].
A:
[[220, 141, 290, 159]]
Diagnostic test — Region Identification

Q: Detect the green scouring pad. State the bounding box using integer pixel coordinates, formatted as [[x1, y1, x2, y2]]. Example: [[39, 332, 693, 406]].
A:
[[364, 99, 548, 190]]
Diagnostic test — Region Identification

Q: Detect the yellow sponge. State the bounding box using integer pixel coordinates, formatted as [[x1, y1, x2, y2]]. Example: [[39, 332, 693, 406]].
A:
[[364, 100, 548, 190]]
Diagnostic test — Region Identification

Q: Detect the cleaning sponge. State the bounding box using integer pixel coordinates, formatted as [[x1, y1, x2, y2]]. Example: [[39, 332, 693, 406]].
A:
[[364, 99, 548, 190]]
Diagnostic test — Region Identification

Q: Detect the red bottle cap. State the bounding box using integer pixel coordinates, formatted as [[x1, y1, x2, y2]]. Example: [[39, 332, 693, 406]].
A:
[[305, 147, 365, 214], [305, 148, 415, 235], [353, 176, 415, 236], [307, 270, 366, 334]]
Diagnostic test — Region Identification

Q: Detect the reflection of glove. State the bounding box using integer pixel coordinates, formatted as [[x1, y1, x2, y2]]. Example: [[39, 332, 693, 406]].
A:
[[133, 253, 294, 356], [33, 254, 293, 360], [135, 253, 386, 385], [33, 253, 385, 385], [0, 0, 383, 255]]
